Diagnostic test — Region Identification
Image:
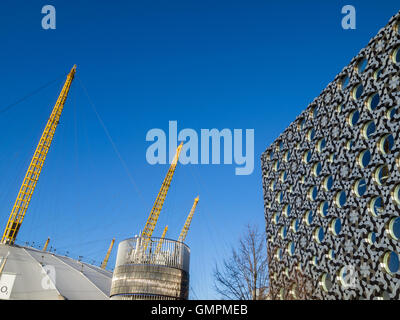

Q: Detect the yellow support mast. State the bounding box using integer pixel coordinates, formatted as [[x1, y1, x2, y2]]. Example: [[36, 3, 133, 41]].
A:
[[101, 238, 115, 269], [141, 142, 183, 249], [1, 65, 77, 245], [154, 225, 168, 256], [42, 237, 50, 252], [178, 196, 199, 243]]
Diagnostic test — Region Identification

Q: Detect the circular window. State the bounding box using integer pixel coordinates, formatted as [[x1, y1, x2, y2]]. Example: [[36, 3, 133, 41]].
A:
[[348, 110, 360, 127], [354, 178, 367, 197], [323, 175, 334, 191], [280, 171, 287, 183], [307, 128, 316, 141], [313, 162, 322, 177], [337, 104, 343, 113], [378, 134, 394, 155], [329, 153, 336, 163], [316, 138, 326, 153], [298, 118, 305, 131], [338, 266, 352, 288], [362, 121, 376, 140], [308, 186, 318, 201], [328, 249, 335, 260], [284, 150, 291, 162], [382, 251, 400, 274], [358, 149, 371, 168], [374, 69, 382, 80], [356, 58, 368, 74], [304, 210, 313, 226], [270, 180, 276, 191], [273, 160, 280, 171], [387, 106, 398, 121], [346, 139, 354, 151], [340, 75, 350, 90], [369, 196, 384, 217], [303, 150, 312, 164], [366, 93, 380, 111], [312, 256, 318, 267], [352, 83, 364, 100], [291, 219, 300, 233], [269, 151, 274, 160], [310, 106, 318, 119], [330, 218, 342, 236], [319, 201, 329, 217], [392, 184, 400, 206], [388, 217, 400, 240], [283, 204, 291, 217], [272, 212, 280, 225], [280, 226, 288, 240], [335, 191, 347, 208], [367, 232, 376, 245], [314, 227, 324, 243], [321, 273, 333, 292], [288, 242, 295, 256], [277, 141, 284, 152], [392, 46, 400, 64], [276, 191, 283, 204], [374, 165, 390, 185]]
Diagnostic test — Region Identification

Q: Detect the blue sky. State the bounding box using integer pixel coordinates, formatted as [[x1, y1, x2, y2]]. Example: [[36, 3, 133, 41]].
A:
[[0, 0, 399, 299]]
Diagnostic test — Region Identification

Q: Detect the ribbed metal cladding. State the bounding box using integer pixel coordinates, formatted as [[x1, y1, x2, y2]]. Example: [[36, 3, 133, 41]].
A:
[[110, 237, 190, 300]]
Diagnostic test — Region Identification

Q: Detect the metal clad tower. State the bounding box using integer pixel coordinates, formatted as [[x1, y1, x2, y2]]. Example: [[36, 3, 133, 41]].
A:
[[110, 237, 190, 300]]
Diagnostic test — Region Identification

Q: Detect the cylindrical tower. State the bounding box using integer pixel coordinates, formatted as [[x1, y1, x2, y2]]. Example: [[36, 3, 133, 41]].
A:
[[110, 236, 190, 300]]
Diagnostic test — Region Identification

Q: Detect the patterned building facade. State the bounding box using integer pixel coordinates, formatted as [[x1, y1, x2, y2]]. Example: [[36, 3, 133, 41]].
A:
[[261, 12, 400, 299]]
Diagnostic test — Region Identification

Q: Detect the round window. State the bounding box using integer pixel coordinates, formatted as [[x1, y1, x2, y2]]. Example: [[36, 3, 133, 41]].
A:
[[357, 58, 368, 74], [340, 75, 350, 90], [310, 106, 318, 119], [316, 138, 326, 153], [321, 273, 333, 292], [313, 162, 322, 177], [366, 93, 380, 111], [330, 218, 342, 236], [304, 210, 313, 226], [362, 121, 376, 140], [319, 201, 329, 217], [272, 212, 280, 225], [374, 69, 382, 80], [307, 128, 316, 141], [354, 178, 367, 197], [298, 118, 305, 131], [382, 251, 400, 274], [392, 45, 400, 64], [328, 249, 335, 260], [369, 196, 384, 217], [335, 191, 347, 208], [386, 106, 398, 121], [348, 110, 360, 127], [374, 165, 390, 185], [314, 227, 324, 244], [280, 171, 287, 183], [288, 242, 295, 256], [283, 204, 291, 217], [291, 218, 300, 233], [312, 256, 318, 267], [323, 175, 334, 191], [270, 180, 276, 191], [276, 248, 283, 261], [273, 160, 280, 171], [392, 184, 400, 206], [352, 83, 364, 100], [276, 191, 283, 204], [367, 232, 376, 245], [378, 134, 394, 155], [388, 217, 400, 240], [284, 150, 291, 162], [303, 150, 312, 164], [280, 226, 288, 240], [358, 149, 371, 168], [308, 186, 318, 201]]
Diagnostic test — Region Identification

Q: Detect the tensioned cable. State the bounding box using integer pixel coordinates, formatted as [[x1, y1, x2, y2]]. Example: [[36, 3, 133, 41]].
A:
[[0, 73, 67, 114], [76, 77, 146, 206]]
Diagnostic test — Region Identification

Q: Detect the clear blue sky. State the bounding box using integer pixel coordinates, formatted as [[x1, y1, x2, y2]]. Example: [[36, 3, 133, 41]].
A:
[[0, 0, 398, 299]]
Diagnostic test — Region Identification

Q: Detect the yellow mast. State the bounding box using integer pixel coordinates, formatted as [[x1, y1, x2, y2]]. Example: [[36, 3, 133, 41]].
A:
[[141, 142, 183, 249], [1, 65, 77, 245], [42, 237, 50, 252], [178, 196, 199, 243], [155, 225, 168, 255], [101, 238, 115, 269]]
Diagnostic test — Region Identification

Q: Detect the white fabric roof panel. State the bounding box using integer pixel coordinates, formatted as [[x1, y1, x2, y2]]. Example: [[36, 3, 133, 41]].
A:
[[0, 244, 112, 300]]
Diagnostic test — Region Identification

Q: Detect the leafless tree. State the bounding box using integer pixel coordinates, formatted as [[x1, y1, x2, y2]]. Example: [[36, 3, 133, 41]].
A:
[[213, 225, 269, 300]]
